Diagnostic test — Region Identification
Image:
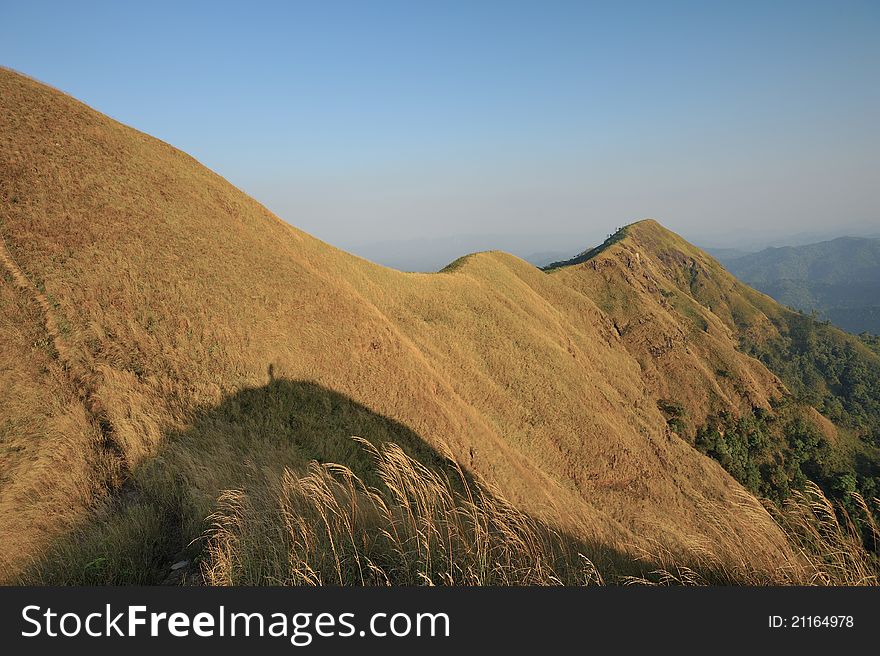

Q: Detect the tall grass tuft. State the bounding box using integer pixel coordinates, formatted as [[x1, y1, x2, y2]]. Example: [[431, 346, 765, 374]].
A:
[[769, 482, 879, 585], [202, 438, 602, 586], [203, 440, 879, 586], [625, 482, 880, 586]]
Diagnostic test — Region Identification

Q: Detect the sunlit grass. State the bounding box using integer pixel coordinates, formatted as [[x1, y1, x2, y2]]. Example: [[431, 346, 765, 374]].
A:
[[203, 439, 879, 586]]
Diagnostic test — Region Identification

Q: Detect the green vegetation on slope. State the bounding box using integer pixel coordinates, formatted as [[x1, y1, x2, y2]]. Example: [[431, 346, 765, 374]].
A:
[[542, 225, 631, 270], [734, 314, 880, 542], [861, 333, 880, 357], [740, 313, 880, 442], [693, 400, 879, 513]]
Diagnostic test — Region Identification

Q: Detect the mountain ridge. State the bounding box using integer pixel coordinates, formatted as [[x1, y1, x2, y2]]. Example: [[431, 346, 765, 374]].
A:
[[2, 68, 876, 583]]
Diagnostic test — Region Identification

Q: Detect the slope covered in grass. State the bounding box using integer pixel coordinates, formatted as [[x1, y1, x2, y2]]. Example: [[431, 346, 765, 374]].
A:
[[550, 220, 880, 517], [1, 69, 874, 584]]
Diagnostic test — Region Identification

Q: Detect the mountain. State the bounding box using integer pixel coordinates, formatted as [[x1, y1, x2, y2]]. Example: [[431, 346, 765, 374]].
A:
[[717, 237, 880, 334], [549, 223, 880, 496], [690, 223, 880, 253], [1, 69, 878, 584]]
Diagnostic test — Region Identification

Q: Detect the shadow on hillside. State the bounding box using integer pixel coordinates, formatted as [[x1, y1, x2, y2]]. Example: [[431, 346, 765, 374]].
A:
[[23, 378, 657, 585]]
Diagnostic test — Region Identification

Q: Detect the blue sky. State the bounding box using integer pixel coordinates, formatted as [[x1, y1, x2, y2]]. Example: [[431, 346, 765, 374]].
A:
[[2, 0, 878, 255]]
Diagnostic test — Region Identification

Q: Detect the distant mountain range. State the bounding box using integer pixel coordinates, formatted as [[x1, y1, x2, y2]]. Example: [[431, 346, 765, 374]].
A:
[[713, 237, 880, 334]]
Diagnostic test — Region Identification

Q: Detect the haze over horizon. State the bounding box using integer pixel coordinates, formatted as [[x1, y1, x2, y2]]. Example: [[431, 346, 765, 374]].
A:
[[2, 0, 877, 264]]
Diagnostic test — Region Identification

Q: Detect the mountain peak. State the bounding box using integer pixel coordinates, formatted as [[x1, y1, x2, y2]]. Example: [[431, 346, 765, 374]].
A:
[[543, 218, 693, 271]]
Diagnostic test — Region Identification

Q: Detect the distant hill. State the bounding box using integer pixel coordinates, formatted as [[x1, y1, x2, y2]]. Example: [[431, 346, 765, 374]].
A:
[[2, 69, 878, 585], [704, 247, 754, 261], [717, 237, 880, 334]]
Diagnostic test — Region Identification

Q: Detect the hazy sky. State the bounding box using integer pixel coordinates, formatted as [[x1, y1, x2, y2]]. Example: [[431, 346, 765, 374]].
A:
[[2, 0, 878, 254]]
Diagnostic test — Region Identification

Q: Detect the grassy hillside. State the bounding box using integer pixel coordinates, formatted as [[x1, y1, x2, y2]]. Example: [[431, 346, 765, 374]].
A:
[[1, 69, 876, 584], [550, 220, 880, 521], [721, 237, 880, 334]]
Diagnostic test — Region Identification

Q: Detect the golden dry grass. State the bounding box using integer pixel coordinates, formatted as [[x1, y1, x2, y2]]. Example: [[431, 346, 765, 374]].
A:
[[202, 438, 604, 586], [0, 68, 872, 584], [201, 439, 879, 586], [624, 482, 880, 586]]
